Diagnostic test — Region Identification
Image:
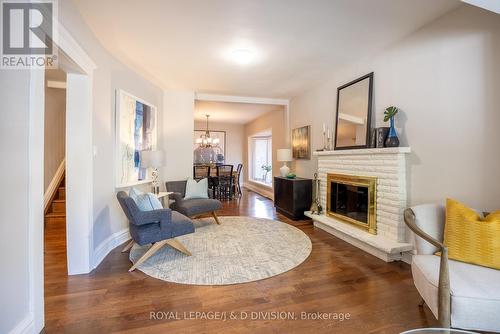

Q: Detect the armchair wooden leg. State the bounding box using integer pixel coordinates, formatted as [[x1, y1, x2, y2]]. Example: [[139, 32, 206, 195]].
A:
[[165, 238, 192, 256], [211, 211, 221, 225], [128, 238, 192, 272], [129, 240, 167, 272], [121, 239, 135, 253]]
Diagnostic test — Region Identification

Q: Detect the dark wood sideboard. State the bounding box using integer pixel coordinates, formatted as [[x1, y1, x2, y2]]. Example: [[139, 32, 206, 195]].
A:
[[273, 176, 312, 220]]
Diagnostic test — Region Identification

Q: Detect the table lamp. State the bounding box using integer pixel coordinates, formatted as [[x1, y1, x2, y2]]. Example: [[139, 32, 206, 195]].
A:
[[277, 149, 292, 177], [141, 150, 164, 194]]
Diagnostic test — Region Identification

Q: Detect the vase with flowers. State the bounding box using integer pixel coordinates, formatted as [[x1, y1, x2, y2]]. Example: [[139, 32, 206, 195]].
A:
[[384, 106, 400, 147]]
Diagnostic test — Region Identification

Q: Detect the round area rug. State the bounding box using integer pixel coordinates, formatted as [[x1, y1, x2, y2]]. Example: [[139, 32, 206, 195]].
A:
[[129, 216, 312, 285]]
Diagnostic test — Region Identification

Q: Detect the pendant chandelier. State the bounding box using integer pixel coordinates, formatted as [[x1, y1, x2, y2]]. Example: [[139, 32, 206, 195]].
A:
[[195, 114, 220, 147], [194, 114, 222, 164]]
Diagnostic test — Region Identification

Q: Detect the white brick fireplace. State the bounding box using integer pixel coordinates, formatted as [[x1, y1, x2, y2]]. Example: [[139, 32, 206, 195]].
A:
[[305, 147, 413, 262]]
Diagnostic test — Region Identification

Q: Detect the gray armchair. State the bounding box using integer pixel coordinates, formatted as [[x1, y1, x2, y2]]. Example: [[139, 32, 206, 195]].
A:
[[166, 180, 222, 224], [116, 191, 195, 272]]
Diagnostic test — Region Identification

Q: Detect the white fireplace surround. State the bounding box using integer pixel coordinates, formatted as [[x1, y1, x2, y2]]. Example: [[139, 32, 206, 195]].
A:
[[305, 147, 413, 262]]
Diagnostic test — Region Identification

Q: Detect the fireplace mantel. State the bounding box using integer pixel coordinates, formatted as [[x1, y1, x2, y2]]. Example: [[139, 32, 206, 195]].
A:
[[308, 147, 412, 262], [313, 147, 411, 156]]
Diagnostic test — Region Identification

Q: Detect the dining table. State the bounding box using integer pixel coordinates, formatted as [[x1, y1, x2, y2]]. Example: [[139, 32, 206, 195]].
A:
[[194, 164, 239, 198], [208, 168, 239, 198]]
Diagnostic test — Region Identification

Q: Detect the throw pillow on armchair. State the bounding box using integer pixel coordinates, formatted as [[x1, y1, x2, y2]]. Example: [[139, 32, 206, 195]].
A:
[[440, 198, 500, 270], [184, 178, 209, 200], [129, 187, 163, 211]]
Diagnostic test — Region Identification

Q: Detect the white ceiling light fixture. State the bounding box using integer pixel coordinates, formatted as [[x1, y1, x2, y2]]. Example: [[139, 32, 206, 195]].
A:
[[231, 48, 255, 65]]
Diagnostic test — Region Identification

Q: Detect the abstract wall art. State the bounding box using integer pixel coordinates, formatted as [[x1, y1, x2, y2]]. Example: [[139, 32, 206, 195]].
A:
[[292, 125, 311, 160], [115, 90, 157, 188]]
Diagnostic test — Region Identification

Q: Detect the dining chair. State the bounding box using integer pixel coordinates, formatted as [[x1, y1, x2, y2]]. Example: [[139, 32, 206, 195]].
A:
[[215, 165, 234, 200], [235, 163, 243, 197], [193, 165, 210, 181]]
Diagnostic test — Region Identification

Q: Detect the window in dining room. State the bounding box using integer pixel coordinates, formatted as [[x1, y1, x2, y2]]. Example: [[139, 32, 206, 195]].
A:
[[249, 134, 272, 186]]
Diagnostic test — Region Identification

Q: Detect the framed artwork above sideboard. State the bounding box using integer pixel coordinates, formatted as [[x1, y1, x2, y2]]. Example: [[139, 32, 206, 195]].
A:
[[292, 125, 311, 160]]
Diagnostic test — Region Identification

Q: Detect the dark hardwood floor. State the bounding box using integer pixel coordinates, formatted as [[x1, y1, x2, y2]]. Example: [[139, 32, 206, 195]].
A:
[[44, 188, 437, 333]]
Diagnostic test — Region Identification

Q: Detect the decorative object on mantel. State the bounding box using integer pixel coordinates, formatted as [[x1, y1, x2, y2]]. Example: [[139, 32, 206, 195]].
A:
[[376, 127, 390, 148], [334, 72, 374, 150], [140, 150, 164, 194], [318, 123, 331, 151], [310, 173, 323, 215], [369, 128, 377, 148], [384, 106, 400, 147], [115, 89, 158, 188], [286, 173, 296, 179], [277, 148, 293, 177], [292, 125, 311, 159]]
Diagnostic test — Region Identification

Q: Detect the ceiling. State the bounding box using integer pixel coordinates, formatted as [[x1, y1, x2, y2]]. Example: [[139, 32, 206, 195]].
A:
[[73, 0, 460, 99], [195, 100, 283, 124]]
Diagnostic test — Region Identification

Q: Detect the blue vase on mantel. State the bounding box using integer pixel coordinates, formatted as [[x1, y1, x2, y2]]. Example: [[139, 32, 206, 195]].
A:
[[385, 117, 400, 147]]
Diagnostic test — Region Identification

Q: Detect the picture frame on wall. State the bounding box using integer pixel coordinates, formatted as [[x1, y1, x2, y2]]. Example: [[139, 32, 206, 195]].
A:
[[292, 125, 311, 160], [115, 89, 158, 188]]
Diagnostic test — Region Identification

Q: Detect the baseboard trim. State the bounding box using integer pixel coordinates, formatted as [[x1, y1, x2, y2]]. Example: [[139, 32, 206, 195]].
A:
[[44, 158, 65, 213], [243, 182, 274, 200], [401, 251, 413, 264], [93, 228, 130, 269], [9, 313, 34, 334]]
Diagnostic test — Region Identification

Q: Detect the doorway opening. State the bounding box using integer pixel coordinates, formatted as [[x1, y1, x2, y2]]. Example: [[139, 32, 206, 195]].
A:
[[193, 95, 289, 200], [29, 33, 96, 330], [44, 68, 68, 277]]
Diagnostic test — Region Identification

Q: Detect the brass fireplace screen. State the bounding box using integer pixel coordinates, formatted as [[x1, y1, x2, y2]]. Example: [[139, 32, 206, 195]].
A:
[[327, 173, 377, 234]]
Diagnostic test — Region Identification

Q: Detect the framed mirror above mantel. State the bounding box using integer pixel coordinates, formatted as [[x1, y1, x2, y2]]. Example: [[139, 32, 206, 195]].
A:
[[334, 72, 374, 150]]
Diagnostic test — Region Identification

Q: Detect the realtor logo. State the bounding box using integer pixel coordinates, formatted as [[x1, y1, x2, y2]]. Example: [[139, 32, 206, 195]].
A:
[[1, 0, 57, 69]]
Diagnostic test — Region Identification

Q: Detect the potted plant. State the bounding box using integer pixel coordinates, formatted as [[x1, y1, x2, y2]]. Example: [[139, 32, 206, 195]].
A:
[[261, 164, 272, 182], [384, 106, 400, 147]]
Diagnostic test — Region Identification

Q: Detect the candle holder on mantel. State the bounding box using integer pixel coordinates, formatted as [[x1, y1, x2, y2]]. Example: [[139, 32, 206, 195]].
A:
[[317, 123, 334, 151], [327, 133, 332, 150]]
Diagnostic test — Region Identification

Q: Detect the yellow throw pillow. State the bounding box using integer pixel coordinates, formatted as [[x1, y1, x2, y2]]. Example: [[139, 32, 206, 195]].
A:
[[441, 198, 500, 270]]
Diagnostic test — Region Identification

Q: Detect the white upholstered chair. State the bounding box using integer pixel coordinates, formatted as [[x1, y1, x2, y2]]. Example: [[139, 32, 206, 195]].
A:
[[404, 204, 500, 333]]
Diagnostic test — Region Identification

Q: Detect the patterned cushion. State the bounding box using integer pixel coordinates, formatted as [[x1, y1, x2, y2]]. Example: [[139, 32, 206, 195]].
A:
[[129, 188, 163, 211]]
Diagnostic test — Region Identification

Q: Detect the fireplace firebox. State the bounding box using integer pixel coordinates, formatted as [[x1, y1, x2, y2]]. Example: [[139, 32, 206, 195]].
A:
[[327, 173, 377, 234]]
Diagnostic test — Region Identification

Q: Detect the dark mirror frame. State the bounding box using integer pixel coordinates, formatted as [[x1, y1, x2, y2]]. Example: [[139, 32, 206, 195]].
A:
[[334, 72, 374, 150]]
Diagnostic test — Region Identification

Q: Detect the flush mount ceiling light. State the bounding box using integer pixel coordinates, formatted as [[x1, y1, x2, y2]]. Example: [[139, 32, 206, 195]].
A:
[[230, 49, 255, 65]]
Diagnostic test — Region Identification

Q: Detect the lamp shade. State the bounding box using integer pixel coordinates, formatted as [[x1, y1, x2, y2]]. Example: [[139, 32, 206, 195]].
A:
[[140, 150, 164, 168], [277, 149, 292, 162]]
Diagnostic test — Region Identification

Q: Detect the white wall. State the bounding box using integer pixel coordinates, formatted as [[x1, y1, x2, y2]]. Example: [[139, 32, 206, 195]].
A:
[[0, 71, 32, 334], [162, 91, 195, 182], [1, 1, 166, 332], [55, 1, 165, 254], [194, 120, 244, 167], [290, 5, 500, 211]]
